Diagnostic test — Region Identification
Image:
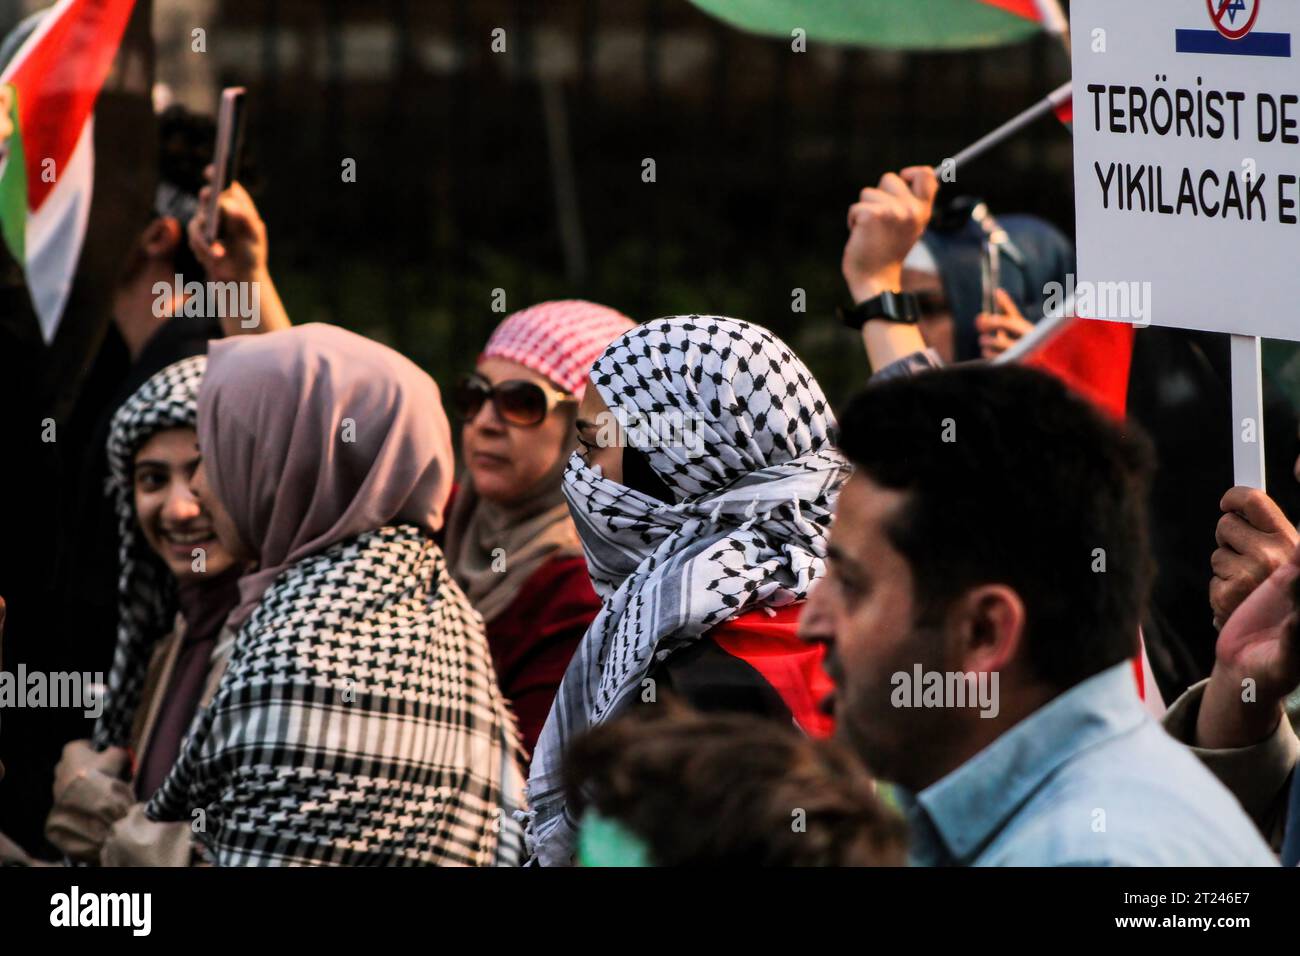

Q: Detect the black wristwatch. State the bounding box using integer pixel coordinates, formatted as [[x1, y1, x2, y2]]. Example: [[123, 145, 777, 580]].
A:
[[838, 290, 921, 330]]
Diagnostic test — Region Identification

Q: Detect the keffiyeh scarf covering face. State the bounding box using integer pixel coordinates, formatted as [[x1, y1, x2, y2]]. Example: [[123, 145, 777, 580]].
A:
[[146, 325, 524, 866], [93, 355, 207, 749], [526, 316, 850, 865]]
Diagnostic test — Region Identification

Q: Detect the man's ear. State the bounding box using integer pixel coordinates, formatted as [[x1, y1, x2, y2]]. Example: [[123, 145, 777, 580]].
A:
[[947, 584, 1025, 674], [138, 216, 182, 261]]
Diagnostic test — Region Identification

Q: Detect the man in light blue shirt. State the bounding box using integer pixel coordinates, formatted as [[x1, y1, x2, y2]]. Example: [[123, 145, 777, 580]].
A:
[[898, 662, 1273, 865], [800, 361, 1275, 867]]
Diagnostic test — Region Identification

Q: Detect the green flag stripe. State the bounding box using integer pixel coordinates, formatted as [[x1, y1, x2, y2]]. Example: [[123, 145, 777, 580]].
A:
[[0, 83, 27, 265], [687, 0, 1040, 49]]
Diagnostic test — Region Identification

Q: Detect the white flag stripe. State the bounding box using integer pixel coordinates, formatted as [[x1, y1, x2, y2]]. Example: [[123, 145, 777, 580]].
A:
[[0, 0, 78, 85], [25, 116, 93, 343], [992, 298, 1074, 365], [1033, 0, 1070, 36]]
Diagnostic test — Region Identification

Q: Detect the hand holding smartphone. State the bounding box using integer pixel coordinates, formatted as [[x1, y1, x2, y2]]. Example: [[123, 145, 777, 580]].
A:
[[203, 86, 247, 246]]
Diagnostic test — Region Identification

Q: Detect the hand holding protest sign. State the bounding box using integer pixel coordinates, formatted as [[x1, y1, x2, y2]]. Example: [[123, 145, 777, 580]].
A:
[[1211, 485, 1300, 628], [1198, 538, 1300, 750]]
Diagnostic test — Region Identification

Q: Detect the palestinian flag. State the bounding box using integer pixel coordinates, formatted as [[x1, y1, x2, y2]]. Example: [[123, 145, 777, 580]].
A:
[[1053, 88, 1073, 128], [0, 0, 138, 344], [996, 310, 1135, 421], [686, 0, 1064, 50]]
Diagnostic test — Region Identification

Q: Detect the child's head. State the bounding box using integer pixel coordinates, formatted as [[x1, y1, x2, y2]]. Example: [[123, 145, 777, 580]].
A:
[[565, 698, 907, 866]]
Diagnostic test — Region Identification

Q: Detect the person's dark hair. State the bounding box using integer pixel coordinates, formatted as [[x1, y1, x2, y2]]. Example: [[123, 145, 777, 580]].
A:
[[837, 363, 1154, 691], [157, 105, 215, 197], [155, 104, 216, 282], [565, 698, 908, 866]]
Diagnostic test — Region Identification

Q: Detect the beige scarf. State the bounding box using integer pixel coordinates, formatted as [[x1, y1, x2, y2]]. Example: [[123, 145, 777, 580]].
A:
[[446, 447, 585, 624]]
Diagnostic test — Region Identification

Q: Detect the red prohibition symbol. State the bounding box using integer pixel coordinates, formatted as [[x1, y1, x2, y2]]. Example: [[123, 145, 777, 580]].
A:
[[1207, 0, 1261, 41]]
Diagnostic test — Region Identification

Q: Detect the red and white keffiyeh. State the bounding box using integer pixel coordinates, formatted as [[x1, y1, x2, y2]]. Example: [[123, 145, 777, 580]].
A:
[[481, 299, 635, 399]]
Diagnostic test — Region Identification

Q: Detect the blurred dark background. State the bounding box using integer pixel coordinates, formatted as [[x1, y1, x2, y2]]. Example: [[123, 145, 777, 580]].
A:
[[197, 0, 1074, 407]]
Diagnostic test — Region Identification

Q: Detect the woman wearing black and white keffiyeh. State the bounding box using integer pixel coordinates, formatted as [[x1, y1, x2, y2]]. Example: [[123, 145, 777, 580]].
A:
[[44, 355, 245, 866], [526, 315, 851, 866], [144, 324, 525, 866]]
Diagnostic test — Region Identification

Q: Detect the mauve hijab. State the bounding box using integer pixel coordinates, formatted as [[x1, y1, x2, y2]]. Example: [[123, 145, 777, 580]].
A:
[[197, 324, 453, 630]]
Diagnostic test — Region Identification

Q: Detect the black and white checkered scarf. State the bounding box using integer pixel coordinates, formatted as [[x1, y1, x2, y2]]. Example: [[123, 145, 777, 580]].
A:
[[93, 355, 207, 750], [525, 316, 849, 865], [144, 524, 526, 866]]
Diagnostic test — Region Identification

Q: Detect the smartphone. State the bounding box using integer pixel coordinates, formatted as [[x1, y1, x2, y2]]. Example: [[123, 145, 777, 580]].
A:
[[980, 240, 1000, 315], [203, 87, 247, 246]]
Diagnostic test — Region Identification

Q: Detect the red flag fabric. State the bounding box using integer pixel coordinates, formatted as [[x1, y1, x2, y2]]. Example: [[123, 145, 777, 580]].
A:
[[1019, 317, 1135, 420], [711, 604, 835, 740], [5, 0, 136, 213], [1054, 94, 1073, 126], [980, 0, 1042, 21]]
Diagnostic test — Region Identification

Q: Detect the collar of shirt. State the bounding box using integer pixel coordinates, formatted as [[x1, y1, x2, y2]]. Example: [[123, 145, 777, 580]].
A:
[[898, 662, 1145, 865]]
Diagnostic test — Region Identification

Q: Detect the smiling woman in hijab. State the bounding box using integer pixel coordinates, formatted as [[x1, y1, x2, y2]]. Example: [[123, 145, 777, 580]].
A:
[[526, 315, 850, 865], [143, 324, 525, 866], [445, 300, 635, 756], [45, 355, 245, 866]]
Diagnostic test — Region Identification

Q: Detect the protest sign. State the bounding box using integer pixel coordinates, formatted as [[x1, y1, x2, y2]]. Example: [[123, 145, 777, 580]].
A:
[[1072, 0, 1300, 341], [1071, 0, 1297, 487]]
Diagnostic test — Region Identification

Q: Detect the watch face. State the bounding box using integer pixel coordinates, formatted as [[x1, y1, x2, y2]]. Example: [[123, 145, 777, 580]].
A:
[[877, 292, 919, 323], [841, 292, 920, 330], [899, 293, 922, 323]]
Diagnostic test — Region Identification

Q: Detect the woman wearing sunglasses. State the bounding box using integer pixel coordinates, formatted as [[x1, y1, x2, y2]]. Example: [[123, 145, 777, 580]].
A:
[[446, 300, 636, 757]]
